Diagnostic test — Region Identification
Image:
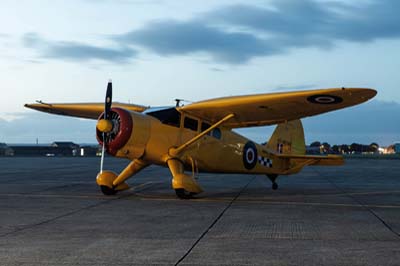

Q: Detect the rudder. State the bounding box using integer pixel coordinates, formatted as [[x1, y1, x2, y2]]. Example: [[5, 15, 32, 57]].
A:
[[266, 119, 306, 155]]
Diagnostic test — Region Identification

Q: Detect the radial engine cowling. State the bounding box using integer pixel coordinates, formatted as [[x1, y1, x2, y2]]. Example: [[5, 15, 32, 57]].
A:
[[96, 107, 150, 159]]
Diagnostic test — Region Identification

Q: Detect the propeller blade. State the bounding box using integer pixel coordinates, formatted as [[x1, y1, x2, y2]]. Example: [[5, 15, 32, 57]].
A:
[[101, 80, 112, 173], [100, 141, 105, 173], [105, 81, 112, 120]]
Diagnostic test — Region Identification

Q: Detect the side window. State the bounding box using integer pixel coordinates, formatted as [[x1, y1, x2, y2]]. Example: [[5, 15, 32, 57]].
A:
[[201, 122, 221, 139], [212, 128, 222, 139], [184, 117, 198, 131]]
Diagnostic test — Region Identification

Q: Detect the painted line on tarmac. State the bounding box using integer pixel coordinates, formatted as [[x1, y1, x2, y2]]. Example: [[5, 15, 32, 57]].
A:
[[129, 181, 165, 193], [0, 181, 164, 200], [3, 191, 398, 210], [0, 193, 106, 200]]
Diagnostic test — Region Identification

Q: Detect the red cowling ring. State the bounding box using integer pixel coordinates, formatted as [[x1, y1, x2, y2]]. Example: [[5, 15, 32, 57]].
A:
[[96, 107, 133, 156]]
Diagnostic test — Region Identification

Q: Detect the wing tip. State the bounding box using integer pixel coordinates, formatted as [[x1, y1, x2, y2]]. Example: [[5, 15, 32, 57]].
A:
[[24, 103, 36, 109], [338, 87, 377, 102], [353, 87, 377, 101]]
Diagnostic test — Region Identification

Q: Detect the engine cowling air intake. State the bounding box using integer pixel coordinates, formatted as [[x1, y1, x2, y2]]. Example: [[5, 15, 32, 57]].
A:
[[96, 107, 133, 156], [96, 107, 151, 159]]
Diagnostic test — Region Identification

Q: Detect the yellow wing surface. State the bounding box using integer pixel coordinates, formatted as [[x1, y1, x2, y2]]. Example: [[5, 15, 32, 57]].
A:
[[179, 88, 376, 128], [24, 102, 149, 119], [25, 88, 376, 125]]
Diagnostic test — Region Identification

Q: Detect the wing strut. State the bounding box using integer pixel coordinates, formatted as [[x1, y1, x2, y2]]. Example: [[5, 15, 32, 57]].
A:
[[169, 113, 234, 157]]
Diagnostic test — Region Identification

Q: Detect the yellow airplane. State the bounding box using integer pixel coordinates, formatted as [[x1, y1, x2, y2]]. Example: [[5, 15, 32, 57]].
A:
[[25, 83, 377, 198]]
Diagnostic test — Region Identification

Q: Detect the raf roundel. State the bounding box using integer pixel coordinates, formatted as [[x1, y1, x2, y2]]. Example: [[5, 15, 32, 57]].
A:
[[307, 94, 343, 105], [243, 141, 258, 170]]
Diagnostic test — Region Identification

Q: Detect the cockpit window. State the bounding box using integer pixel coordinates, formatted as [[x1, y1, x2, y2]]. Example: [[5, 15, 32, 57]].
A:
[[146, 107, 181, 128], [184, 117, 198, 131]]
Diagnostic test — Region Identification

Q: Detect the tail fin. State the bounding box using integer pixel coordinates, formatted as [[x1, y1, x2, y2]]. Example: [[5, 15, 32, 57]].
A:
[[266, 119, 306, 155]]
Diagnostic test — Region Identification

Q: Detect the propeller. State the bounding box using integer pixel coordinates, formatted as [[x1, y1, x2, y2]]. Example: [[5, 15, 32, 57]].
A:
[[99, 80, 113, 173], [105, 81, 112, 120]]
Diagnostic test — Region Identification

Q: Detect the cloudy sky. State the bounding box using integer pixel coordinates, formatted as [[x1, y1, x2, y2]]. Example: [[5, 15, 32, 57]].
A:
[[0, 0, 399, 145]]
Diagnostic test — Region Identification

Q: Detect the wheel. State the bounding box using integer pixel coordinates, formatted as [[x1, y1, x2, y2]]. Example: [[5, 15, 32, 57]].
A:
[[100, 185, 117, 195], [175, 189, 195, 199], [267, 174, 279, 190]]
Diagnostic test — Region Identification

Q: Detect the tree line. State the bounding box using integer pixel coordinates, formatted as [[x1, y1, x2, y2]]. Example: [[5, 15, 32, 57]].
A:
[[309, 141, 379, 154]]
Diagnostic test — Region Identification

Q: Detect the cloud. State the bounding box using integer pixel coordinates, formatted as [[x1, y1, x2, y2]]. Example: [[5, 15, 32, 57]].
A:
[[22, 33, 137, 63], [22, 0, 400, 65], [114, 0, 400, 64], [0, 33, 10, 38], [207, 0, 400, 43], [117, 20, 276, 63], [84, 0, 164, 5]]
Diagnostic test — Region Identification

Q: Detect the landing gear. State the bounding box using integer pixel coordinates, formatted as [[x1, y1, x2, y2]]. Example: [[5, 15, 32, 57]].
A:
[[267, 174, 279, 190], [168, 159, 203, 199], [175, 189, 195, 199], [100, 185, 117, 195]]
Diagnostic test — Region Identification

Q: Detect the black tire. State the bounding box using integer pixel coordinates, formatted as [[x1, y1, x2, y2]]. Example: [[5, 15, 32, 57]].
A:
[[100, 185, 117, 195], [272, 182, 278, 190], [175, 189, 194, 199]]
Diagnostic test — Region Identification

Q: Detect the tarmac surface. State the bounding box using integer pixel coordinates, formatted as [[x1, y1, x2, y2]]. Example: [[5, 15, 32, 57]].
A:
[[0, 157, 399, 265]]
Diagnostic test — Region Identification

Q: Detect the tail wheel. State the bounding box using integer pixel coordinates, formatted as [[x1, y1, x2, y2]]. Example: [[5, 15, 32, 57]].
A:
[[175, 189, 195, 199], [100, 185, 117, 195], [267, 174, 279, 190]]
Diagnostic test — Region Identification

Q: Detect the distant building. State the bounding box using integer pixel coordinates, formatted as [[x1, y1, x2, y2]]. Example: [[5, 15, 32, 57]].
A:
[[379, 144, 398, 155], [0, 143, 14, 156], [10, 142, 80, 157], [51, 141, 80, 156], [51, 141, 79, 149], [79, 145, 101, 157]]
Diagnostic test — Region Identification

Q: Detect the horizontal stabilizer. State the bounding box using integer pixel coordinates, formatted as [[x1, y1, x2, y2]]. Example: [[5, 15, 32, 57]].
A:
[[275, 154, 344, 175]]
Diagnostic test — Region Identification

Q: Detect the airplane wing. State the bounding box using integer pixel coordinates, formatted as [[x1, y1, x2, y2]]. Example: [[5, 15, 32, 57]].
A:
[[24, 102, 149, 119], [179, 88, 376, 128]]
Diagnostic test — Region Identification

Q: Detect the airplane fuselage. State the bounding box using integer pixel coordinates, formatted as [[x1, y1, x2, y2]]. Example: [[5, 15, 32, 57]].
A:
[[110, 109, 290, 176]]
